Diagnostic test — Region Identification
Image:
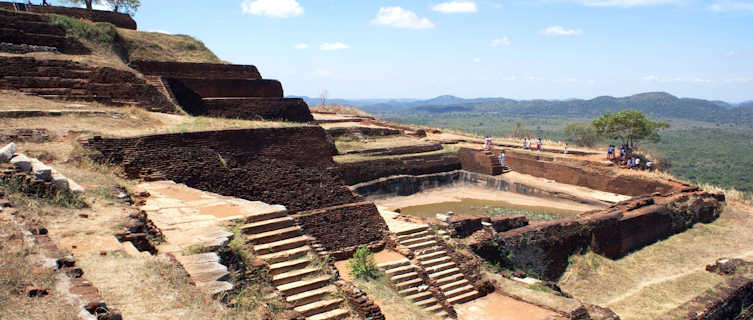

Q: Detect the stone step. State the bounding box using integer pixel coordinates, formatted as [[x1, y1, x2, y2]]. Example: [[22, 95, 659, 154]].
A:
[[447, 290, 480, 305], [195, 281, 233, 296], [294, 298, 343, 317], [391, 272, 418, 283], [244, 226, 302, 245], [398, 286, 421, 297], [384, 265, 415, 277], [444, 285, 476, 299], [424, 304, 445, 313], [429, 268, 461, 280], [434, 274, 465, 287], [434, 310, 449, 318], [277, 275, 331, 296], [405, 291, 433, 302], [269, 257, 312, 276], [395, 278, 423, 290], [377, 259, 410, 270], [394, 225, 428, 236], [425, 262, 456, 274], [413, 246, 443, 257], [257, 245, 311, 264], [397, 230, 430, 241], [242, 209, 288, 224], [407, 240, 437, 251], [253, 235, 309, 255], [285, 285, 337, 307], [400, 235, 436, 246], [440, 279, 470, 292], [420, 256, 452, 268], [272, 267, 319, 286], [416, 250, 447, 261], [308, 308, 349, 320], [415, 297, 438, 308], [241, 216, 295, 234]]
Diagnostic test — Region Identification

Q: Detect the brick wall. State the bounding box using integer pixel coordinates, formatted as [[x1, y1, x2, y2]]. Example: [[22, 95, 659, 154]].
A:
[[338, 153, 462, 185], [469, 190, 725, 280], [0, 2, 137, 29], [175, 78, 283, 98], [82, 128, 363, 213], [293, 202, 388, 255], [0, 10, 90, 54], [458, 147, 501, 176], [129, 60, 261, 80], [201, 98, 314, 123]]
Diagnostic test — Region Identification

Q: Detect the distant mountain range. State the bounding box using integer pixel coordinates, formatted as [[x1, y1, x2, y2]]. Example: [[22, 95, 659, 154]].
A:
[[293, 92, 753, 125]]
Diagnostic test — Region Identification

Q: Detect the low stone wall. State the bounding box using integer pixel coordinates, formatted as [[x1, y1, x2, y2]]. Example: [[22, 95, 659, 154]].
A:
[[0, 1, 137, 29], [341, 143, 443, 156], [461, 148, 684, 196], [469, 190, 725, 280], [334, 280, 386, 320], [129, 60, 261, 80], [325, 127, 401, 137], [82, 128, 360, 213], [202, 98, 314, 123], [339, 153, 461, 186], [174, 78, 283, 98], [448, 214, 529, 238], [293, 202, 388, 258]]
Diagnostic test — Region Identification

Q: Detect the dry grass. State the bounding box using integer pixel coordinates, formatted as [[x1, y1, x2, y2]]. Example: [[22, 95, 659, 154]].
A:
[[558, 205, 753, 320], [157, 116, 305, 134], [352, 277, 439, 320], [117, 28, 221, 63], [334, 145, 460, 163], [0, 213, 79, 320], [700, 183, 753, 208], [310, 104, 373, 117]]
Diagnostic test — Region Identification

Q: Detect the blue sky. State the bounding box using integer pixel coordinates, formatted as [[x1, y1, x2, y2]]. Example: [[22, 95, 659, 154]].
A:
[[59, 1, 753, 101]]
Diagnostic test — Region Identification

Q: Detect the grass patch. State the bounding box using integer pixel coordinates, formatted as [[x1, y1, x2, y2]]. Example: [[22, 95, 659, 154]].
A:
[[161, 117, 304, 134], [528, 283, 553, 293], [49, 14, 120, 49], [117, 28, 221, 63], [0, 175, 87, 209]]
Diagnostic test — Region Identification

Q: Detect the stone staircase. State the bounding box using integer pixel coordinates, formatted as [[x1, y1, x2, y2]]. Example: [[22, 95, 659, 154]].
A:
[[0, 56, 175, 113], [0, 9, 90, 54], [483, 150, 509, 176], [144, 75, 177, 104], [241, 210, 350, 320], [396, 225, 480, 306], [377, 259, 449, 318]]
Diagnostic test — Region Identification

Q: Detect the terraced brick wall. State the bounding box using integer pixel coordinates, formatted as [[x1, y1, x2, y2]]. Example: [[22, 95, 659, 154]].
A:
[[338, 153, 462, 185], [82, 128, 362, 213], [129, 60, 261, 80], [0, 2, 137, 29]]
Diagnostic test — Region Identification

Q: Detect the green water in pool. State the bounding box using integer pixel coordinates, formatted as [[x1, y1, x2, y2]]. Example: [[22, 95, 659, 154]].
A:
[[398, 198, 582, 221]]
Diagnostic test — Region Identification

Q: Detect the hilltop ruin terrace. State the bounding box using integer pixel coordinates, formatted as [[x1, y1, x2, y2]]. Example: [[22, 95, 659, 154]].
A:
[[1, 3, 752, 320]]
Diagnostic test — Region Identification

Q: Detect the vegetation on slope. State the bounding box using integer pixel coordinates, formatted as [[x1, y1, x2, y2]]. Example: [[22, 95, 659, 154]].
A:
[[49, 14, 220, 63]]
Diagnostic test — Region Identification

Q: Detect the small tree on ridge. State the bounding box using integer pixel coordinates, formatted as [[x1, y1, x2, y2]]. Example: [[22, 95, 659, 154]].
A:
[[592, 109, 669, 148]]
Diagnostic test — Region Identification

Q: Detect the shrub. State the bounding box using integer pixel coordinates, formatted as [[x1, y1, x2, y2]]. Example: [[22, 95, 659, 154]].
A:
[[348, 246, 381, 280], [49, 14, 119, 48]]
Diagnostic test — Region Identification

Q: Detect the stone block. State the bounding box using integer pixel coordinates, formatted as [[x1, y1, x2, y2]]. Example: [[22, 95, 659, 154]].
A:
[[30, 158, 52, 181], [10, 154, 31, 171], [0, 142, 16, 162], [51, 169, 70, 191]]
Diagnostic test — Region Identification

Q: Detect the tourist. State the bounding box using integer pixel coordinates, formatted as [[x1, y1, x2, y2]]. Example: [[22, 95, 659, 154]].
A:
[[537, 138, 542, 152], [564, 143, 568, 154], [498, 151, 505, 167], [523, 138, 528, 150], [484, 136, 491, 149], [635, 157, 641, 169], [627, 157, 633, 169], [646, 161, 653, 171]]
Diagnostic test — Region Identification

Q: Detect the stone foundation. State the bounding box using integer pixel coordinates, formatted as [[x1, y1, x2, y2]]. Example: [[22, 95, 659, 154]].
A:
[[339, 153, 461, 186]]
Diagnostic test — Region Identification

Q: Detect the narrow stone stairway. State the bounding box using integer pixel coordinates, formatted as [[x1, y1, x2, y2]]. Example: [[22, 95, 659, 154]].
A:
[[242, 210, 350, 320], [396, 225, 481, 306], [377, 259, 449, 318]]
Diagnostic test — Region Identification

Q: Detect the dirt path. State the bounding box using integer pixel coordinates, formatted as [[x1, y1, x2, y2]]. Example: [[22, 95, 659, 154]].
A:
[[455, 292, 566, 320]]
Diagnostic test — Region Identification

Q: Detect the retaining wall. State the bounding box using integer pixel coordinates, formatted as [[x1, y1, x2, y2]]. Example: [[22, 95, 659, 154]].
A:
[[0, 1, 137, 29], [294, 202, 388, 258], [175, 78, 283, 98], [82, 127, 361, 213], [338, 153, 461, 185], [202, 98, 314, 122], [460, 148, 684, 196], [129, 60, 261, 80], [468, 190, 725, 280]]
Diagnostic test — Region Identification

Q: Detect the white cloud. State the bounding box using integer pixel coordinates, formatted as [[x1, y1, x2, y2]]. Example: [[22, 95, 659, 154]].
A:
[[725, 77, 752, 83], [473, 57, 481, 63], [580, 0, 683, 7], [241, 0, 303, 18], [709, 1, 753, 12], [726, 50, 738, 56], [432, 1, 478, 13], [293, 43, 309, 49], [320, 42, 349, 51], [490, 37, 511, 47], [540, 25, 583, 36], [502, 75, 517, 81], [371, 7, 435, 29], [147, 30, 172, 34]]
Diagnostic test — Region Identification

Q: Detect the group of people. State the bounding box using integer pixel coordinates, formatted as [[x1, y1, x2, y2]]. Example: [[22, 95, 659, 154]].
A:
[[523, 138, 543, 152], [607, 144, 653, 171]]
